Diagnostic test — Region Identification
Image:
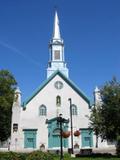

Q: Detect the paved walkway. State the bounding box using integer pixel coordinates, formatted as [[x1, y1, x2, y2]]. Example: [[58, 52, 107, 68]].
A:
[[93, 147, 116, 155], [0, 147, 116, 155]]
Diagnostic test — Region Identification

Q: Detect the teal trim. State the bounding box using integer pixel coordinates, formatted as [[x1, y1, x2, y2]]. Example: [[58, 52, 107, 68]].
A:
[[50, 40, 64, 46], [24, 129, 37, 148], [22, 70, 90, 107], [46, 117, 69, 124], [51, 61, 65, 63], [23, 129, 38, 131], [47, 117, 68, 148], [81, 129, 93, 148]]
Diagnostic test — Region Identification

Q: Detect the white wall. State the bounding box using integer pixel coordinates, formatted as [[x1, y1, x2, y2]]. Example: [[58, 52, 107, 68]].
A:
[[11, 74, 114, 151], [17, 74, 90, 150]]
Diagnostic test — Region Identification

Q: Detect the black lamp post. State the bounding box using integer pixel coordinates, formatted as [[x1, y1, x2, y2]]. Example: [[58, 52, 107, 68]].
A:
[[68, 98, 74, 154], [57, 114, 69, 160], [57, 114, 63, 160]]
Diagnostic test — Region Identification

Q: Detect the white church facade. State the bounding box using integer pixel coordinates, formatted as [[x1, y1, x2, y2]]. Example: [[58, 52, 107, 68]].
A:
[[10, 11, 114, 151]]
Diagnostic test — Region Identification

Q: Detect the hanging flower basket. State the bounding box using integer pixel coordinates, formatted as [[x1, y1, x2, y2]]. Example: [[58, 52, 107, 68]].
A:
[[74, 130, 80, 137], [62, 131, 70, 138]]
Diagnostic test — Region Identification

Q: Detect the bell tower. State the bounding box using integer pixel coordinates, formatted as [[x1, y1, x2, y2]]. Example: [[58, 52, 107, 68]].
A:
[[47, 11, 69, 78]]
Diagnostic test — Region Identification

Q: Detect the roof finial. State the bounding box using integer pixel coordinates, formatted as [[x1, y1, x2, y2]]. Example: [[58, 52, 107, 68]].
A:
[[53, 10, 61, 39], [94, 86, 100, 92]]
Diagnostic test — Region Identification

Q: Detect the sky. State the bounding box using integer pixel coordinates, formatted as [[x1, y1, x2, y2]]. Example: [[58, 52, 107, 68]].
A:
[[0, 0, 120, 102]]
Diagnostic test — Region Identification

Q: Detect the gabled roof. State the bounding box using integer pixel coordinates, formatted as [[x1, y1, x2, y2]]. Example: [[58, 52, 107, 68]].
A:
[[22, 70, 90, 107]]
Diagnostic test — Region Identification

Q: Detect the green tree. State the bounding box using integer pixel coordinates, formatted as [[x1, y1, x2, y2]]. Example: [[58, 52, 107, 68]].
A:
[[90, 77, 120, 154], [100, 77, 120, 141], [0, 70, 17, 142], [89, 104, 102, 148]]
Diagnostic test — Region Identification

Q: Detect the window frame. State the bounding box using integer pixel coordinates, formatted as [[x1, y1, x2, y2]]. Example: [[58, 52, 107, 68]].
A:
[[56, 95, 61, 106], [71, 104, 77, 115], [54, 50, 60, 60], [39, 105, 47, 116]]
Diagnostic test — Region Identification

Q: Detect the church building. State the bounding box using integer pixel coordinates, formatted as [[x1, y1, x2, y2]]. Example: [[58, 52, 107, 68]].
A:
[[10, 11, 113, 151]]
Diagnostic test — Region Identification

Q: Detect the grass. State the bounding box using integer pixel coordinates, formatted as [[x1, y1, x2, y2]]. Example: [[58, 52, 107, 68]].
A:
[[54, 157, 120, 160], [0, 151, 120, 160], [53, 153, 120, 160]]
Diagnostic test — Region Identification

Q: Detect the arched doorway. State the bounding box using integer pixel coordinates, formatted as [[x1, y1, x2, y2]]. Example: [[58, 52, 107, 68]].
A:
[[47, 117, 68, 148]]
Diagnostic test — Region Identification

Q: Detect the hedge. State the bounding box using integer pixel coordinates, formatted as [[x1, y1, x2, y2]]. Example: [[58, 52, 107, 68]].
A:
[[0, 151, 54, 160]]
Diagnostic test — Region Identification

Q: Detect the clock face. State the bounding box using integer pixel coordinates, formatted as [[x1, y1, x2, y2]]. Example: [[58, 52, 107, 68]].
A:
[[54, 81, 63, 90]]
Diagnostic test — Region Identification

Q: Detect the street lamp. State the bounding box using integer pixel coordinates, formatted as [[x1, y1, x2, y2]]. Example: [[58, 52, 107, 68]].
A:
[[57, 114, 63, 160], [68, 98, 74, 154], [57, 114, 69, 160]]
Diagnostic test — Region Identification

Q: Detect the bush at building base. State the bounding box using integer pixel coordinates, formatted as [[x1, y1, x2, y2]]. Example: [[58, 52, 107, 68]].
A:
[[26, 151, 54, 160]]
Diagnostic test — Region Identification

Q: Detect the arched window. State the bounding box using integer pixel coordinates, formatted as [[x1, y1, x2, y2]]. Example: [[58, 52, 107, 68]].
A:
[[71, 104, 77, 115], [39, 105, 47, 116], [56, 96, 61, 106]]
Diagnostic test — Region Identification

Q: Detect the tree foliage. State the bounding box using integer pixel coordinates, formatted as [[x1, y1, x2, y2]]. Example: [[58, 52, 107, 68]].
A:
[[100, 77, 120, 141], [0, 70, 17, 142], [90, 77, 120, 148], [89, 104, 102, 147]]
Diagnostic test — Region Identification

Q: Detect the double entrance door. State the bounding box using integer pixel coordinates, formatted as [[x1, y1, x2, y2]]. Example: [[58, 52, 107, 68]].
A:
[[47, 118, 68, 148]]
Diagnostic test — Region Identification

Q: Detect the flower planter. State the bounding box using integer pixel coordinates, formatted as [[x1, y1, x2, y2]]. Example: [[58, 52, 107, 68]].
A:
[[62, 131, 70, 138], [74, 130, 80, 136]]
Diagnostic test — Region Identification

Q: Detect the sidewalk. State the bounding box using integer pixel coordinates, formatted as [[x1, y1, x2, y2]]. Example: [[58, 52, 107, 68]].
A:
[[93, 147, 116, 155]]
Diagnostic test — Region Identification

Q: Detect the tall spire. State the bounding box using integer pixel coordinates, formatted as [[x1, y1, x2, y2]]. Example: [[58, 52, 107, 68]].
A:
[[47, 10, 69, 78], [53, 11, 61, 39]]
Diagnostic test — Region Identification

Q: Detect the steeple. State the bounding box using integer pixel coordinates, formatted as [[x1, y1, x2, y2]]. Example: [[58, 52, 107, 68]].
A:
[[94, 86, 102, 105], [53, 11, 61, 39], [13, 87, 21, 106], [47, 11, 69, 78]]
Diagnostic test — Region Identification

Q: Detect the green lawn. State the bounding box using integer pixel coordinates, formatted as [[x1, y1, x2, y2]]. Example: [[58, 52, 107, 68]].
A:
[[53, 154, 120, 160], [0, 151, 120, 160], [54, 158, 120, 160]]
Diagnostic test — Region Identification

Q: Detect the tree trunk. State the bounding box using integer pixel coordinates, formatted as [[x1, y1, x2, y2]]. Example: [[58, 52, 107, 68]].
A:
[[96, 134, 98, 148], [116, 136, 120, 155]]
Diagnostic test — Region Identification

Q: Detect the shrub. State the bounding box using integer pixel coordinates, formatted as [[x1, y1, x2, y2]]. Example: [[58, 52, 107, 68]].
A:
[[18, 153, 29, 160], [116, 136, 120, 156], [0, 152, 21, 160], [26, 151, 54, 160], [0, 152, 29, 160]]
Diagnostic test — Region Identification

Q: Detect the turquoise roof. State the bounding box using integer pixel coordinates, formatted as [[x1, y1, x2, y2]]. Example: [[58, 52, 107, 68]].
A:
[[22, 70, 90, 107], [46, 117, 69, 124]]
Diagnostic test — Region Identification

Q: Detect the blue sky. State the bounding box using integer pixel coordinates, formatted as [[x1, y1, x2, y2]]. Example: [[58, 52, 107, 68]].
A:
[[0, 0, 120, 101]]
